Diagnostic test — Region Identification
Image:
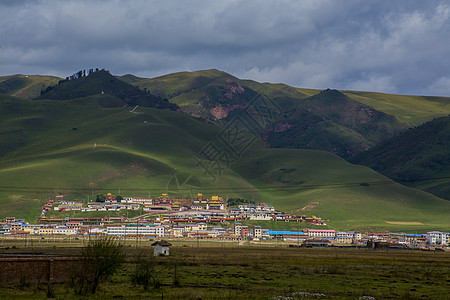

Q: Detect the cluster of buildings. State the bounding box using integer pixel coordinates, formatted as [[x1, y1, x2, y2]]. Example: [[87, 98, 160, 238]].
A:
[[1, 216, 449, 250], [37, 194, 326, 225], [1, 193, 447, 250]]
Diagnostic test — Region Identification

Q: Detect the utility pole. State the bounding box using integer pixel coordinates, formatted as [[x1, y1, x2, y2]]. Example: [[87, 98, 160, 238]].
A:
[[136, 218, 139, 248]]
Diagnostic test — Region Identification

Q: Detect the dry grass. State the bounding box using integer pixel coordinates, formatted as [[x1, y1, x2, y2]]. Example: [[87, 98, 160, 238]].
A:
[[1, 245, 449, 299]]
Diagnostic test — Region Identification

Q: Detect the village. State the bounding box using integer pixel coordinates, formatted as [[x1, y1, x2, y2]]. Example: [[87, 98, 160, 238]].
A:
[[1, 193, 449, 250]]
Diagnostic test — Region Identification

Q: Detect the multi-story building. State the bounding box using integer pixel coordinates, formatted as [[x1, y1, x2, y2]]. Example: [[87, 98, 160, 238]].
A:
[[193, 193, 207, 204], [350, 231, 362, 242], [334, 232, 354, 244], [154, 194, 173, 206], [234, 223, 242, 236], [426, 231, 448, 245], [185, 222, 208, 232], [52, 226, 77, 235], [38, 227, 54, 235], [172, 225, 185, 237], [254, 225, 262, 238], [306, 229, 336, 239], [249, 213, 273, 220], [241, 226, 249, 238], [9, 222, 23, 231], [124, 198, 153, 205], [206, 196, 225, 210], [107, 224, 165, 237]]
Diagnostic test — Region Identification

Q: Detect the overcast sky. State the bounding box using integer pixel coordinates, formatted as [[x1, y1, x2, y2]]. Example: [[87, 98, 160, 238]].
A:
[[1, 0, 450, 96]]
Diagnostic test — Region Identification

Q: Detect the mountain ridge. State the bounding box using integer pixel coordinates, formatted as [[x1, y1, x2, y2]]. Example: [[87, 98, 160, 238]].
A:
[[0, 93, 449, 231], [34, 69, 179, 111], [1, 69, 450, 222], [352, 115, 450, 200]]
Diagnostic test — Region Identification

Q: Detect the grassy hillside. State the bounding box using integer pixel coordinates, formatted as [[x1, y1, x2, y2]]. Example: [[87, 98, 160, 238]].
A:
[[235, 148, 449, 231], [352, 116, 450, 201], [4, 70, 450, 126], [343, 90, 450, 126], [0, 93, 449, 231], [35, 70, 179, 110], [265, 89, 407, 158], [0, 74, 60, 99], [129, 71, 410, 158], [129, 70, 450, 127], [124, 70, 450, 203]]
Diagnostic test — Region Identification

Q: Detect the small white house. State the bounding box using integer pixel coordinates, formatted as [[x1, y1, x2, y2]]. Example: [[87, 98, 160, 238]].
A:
[[151, 241, 172, 256]]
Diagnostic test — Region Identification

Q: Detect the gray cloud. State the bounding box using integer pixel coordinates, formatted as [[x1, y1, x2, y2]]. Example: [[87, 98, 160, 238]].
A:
[[1, 0, 449, 96]]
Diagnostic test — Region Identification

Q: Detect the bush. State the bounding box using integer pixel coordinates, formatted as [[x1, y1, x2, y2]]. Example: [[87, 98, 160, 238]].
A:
[[71, 237, 125, 295], [131, 250, 158, 291]]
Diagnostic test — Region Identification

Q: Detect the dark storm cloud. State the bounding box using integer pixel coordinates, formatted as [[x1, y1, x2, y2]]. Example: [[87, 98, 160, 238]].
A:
[[1, 0, 449, 96]]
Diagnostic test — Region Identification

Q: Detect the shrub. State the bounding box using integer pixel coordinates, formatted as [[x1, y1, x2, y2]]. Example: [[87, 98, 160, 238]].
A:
[[71, 237, 125, 295]]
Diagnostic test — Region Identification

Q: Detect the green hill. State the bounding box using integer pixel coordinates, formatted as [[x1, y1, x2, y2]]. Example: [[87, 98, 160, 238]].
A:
[[0, 92, 449, 231], [35, 69, 179, 110], [352, 116, 450, 201], [129, 69, 450, 126], [126, 72, 409, 158], [265, 89, 408, 158], [4, 70, 450, 127], [343, 91, 450, 127], [0, 74, 60, 99]]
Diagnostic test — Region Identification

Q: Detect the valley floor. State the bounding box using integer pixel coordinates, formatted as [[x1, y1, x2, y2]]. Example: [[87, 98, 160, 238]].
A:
[[0, 246, 449, 299]]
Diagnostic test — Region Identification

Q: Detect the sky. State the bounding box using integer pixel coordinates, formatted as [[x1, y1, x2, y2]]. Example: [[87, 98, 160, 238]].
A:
[[1, 0, 450, 96]]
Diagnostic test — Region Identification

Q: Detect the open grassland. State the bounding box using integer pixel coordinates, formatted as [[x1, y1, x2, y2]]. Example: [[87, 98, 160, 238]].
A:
[[235, 149, 450, 232], [0, 245, 449, 299], [343, 91, 450, 126], [0, 75, 60, 99]]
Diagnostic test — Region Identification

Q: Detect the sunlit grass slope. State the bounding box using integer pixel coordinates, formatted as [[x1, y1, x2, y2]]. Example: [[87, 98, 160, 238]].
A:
[[4, 71, 450, 127], [235, 148, 450, 232], [343, 90, 450, 126], [0, 74, 60, 99], [129, 69, 450, 127]]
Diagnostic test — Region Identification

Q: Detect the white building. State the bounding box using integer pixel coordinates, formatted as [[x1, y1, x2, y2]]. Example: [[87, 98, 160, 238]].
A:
[[124, 198, 153, 205], [234, 223, 242, 236], [307, 229, 336, 238], [52, 226, 77, 235], [152, 241, 172, 256], [249, 213, 273, 220], [107, 224, 164, 237], [334, 232, 354, 244], [426, 231, 449, 245], [253, 226, 262, 238], [185, 223, 207, 232]]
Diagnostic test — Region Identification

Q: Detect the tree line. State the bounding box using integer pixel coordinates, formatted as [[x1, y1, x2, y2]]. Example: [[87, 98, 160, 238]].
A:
[[62, 68, 107, 82], [39, 68, 108, 95]]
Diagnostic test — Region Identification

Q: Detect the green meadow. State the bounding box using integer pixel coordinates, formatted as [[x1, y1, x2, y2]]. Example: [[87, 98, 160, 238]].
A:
[[1, 245, 449, 299], [0, 75, 60, 100], [343, 90, 450, 126]]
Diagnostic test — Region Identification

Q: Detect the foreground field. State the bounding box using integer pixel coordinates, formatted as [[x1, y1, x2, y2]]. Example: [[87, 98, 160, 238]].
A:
[[1, 244, 449, 299]]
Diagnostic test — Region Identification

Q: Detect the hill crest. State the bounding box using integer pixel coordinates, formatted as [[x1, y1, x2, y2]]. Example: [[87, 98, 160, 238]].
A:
[[352, 115, 450, 200], [35, 70, 179, 110]]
